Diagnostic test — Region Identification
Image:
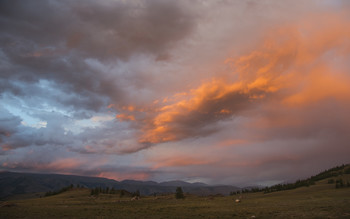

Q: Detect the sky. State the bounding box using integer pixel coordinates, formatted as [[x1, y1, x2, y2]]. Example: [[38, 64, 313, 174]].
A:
[[1, 0, 350, 186]]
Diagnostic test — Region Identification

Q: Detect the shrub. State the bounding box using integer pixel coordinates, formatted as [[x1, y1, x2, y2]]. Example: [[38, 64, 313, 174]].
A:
[[175, 187, 185, 199]]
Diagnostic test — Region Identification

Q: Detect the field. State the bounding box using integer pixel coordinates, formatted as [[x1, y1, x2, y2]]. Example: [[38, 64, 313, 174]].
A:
[[1, 176, 350, 219]]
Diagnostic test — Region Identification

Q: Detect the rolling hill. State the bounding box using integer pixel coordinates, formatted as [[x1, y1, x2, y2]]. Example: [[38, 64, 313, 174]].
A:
[[1, 164, 349, 200], [0, 171, 240, 200], [0, 164, 349, 218]]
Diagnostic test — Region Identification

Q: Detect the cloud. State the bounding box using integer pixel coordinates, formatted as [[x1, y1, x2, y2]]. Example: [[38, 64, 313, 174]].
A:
[[1, 152, 156, 181], [0, 0, 198, 154], [1, 0, 350, 186], [69, 0, 196, 59], [149, 156, 212, 169], [0, 107, 21, 140], [114, 10, 350, 152], [0, 0, 197, 115], [0, 0, 196, 59]]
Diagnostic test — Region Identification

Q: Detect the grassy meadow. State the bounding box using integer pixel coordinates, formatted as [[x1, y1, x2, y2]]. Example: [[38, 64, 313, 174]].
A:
[[1, 176, 350, 219]]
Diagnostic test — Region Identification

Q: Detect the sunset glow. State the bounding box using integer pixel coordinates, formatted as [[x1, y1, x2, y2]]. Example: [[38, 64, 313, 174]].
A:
[[1, 0, 350, 186]]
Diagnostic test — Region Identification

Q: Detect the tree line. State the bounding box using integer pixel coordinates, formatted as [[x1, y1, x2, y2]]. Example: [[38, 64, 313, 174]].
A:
[[90, 187, 139, 197], [230, 164, 350, 195], [45, 184, 77, 197], [44, 184, 186, 199]]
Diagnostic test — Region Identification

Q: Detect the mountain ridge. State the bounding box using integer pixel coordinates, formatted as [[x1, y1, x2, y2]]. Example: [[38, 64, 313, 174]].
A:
[[0, 171, 239, 199]]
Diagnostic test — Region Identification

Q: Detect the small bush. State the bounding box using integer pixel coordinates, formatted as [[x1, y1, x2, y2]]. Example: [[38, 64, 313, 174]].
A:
[[175, 187, 185, 199]]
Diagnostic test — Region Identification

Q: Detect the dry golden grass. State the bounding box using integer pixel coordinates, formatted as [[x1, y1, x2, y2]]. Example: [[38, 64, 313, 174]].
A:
[[1, 176, 350, 218]]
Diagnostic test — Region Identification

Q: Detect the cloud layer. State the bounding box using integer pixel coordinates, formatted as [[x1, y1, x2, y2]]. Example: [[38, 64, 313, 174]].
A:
[[1, 0, 350, 186]]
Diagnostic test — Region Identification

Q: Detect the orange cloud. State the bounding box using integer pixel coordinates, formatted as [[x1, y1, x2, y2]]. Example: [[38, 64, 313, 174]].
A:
[[1, 144, 12, 151], [97, 171, 150, 181], [284, 65, 350, 106], [116, 113, 135, 121], [45, 158, 82, 170], [122, 105, 136, 112], [113, 10, 350, 150], [216, 139, 248, 148], [150, 156, 211, 169], [138, 77, 279, 144], [3, 158, 85, 174]]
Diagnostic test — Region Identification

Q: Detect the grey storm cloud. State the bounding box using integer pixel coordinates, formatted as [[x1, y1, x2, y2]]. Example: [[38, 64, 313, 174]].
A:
[[0, 107, 132, 152], [0, 0, 195, 59], [0, 0, 197, 111], [0, 0, 197, 153], [0, 109, 71, 150], [0, 107, 21, 141]]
